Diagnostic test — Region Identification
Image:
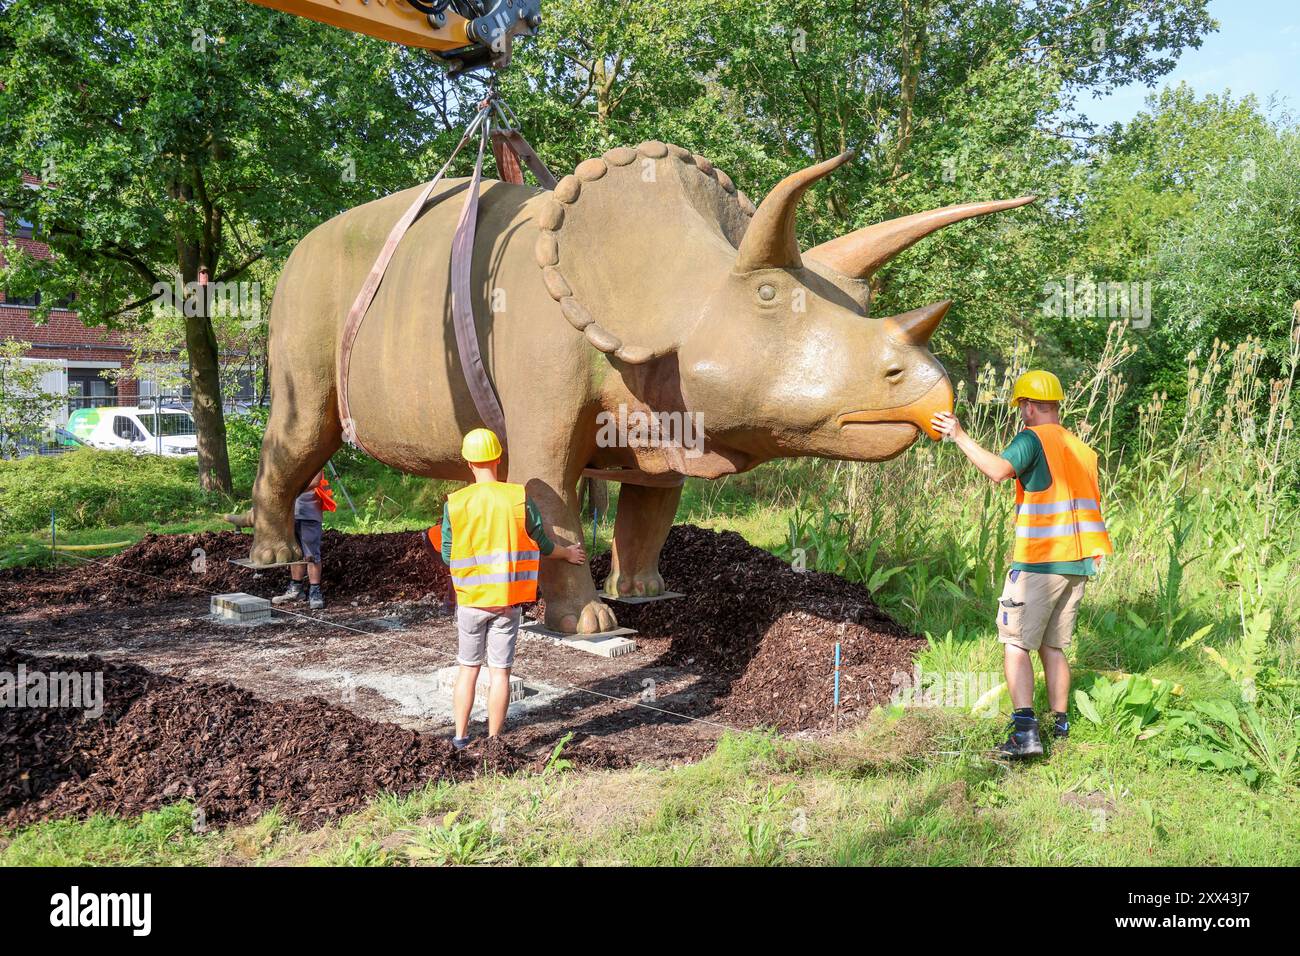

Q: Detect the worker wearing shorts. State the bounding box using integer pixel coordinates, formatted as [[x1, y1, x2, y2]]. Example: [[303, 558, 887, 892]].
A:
[[931, 370, 1112, 758], [436, 428, 586, 749], [996, 568, 1088, 654], [273, 471, 327, 610]]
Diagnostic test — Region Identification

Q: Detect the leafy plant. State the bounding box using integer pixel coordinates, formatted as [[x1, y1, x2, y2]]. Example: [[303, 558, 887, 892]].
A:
[[405, 810, 502, 866], [543, 731, 576, 776], [1074, 674, 1174, 740], [1166, 699, 1299, 788]]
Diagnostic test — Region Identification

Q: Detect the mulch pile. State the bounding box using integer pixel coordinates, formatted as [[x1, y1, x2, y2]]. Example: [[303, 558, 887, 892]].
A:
[[583, 525, 925, 732], [2, 524, 925, 827], [0, 646, 525, 830], [0, 529, 449, 613]]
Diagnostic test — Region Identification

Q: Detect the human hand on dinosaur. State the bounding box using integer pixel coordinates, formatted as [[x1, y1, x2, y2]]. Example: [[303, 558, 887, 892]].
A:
[[930, 411, 966, 442], [559, 543, 587, 566]]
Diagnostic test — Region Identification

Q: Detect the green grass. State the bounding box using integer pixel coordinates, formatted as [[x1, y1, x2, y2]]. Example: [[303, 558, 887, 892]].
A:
[[2, 319, 1298, 864], [5, 714, 1296, 866]]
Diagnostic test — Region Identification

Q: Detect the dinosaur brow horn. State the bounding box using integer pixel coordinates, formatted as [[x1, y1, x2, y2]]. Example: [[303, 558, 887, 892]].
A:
[[733, 150, 854, 274], [805, 196, 1037, 280]]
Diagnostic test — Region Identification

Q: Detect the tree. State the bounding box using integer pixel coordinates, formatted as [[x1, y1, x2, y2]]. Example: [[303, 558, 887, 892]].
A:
[[0, 0, 449, 490], [502, 0, 1217, 383], [1072, 88, 1295, 414], [0, 339, 62, 458], [1155, 125, 1300, 364]]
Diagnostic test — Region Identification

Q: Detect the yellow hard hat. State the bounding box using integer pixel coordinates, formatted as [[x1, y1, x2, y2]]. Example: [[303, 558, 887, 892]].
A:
[[1009, 370, 1064, 407], [460, 427, 503, 463]]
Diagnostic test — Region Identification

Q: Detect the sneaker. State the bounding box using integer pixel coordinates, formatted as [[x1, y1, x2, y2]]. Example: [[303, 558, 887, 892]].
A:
[[308, 586, 325, 610], [1052, 712, 1070, 739], [271, 581, 304, 605], [451, 736, 470, 751]]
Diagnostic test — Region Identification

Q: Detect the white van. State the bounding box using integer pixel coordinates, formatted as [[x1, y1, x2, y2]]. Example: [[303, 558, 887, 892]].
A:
[[65, 404, 199, 457]]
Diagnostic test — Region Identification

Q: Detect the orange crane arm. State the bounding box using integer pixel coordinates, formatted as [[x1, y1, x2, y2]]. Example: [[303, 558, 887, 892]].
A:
[[244, 0, 541, 70]]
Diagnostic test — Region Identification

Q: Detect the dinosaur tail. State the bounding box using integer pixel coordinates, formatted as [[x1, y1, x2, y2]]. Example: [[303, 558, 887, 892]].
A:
[[223, 508, 255, 529]]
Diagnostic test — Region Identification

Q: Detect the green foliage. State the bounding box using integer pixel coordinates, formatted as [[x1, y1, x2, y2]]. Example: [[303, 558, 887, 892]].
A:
[[0, 339, 62, 459], [1155, 128, 1300, 361], [404, 810, 503, 866], [1167, 699, 1300, 789], [543, 731, 577, 777], [224, 405, 268, 488], [323, 837, 393, 867], [1074, 675, 1174, 741], [0, 803, 211, 866], [0, 0, 454, 488], [0, 448, 228, 532]]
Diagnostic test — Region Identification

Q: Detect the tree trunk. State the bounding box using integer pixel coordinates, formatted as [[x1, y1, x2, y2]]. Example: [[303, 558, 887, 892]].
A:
[[184, 298, 233, 494]]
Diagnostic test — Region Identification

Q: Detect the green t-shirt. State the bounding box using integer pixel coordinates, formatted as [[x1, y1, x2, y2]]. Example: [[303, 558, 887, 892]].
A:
[[1000, 429, 1097, 577]]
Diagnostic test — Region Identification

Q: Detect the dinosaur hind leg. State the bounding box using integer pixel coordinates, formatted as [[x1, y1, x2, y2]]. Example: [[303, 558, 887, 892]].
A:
[[602, 482, 683, 598]]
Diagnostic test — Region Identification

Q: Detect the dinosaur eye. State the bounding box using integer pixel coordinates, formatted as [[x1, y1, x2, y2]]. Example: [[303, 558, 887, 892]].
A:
[[757, 283, 777, 302]]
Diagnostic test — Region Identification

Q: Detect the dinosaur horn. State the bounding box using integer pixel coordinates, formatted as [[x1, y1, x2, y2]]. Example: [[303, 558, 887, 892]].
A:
[[805, 196, 1036, 280], [733, 150, 854, 274], [886, 300, 951, 347]]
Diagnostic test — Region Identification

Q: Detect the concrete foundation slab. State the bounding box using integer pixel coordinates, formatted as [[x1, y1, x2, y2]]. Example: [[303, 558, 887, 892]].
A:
[[605, 590, 686, 605], [435, 666, 526, 703], [228, 557, 309, 570], [519, 621, 638, 658], [210, 592, 272, 626]]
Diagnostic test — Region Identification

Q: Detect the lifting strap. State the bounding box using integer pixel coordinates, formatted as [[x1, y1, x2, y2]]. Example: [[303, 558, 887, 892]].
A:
[[450, 116, 508, 445], [337, 97, 555, 457]]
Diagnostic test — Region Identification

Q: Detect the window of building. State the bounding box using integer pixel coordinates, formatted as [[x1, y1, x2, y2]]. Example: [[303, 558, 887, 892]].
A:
[[3, 288, 40, 308]]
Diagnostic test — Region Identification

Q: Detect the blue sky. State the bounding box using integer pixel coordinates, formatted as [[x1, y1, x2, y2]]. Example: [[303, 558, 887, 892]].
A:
[[1079, 0, 1299, 127]]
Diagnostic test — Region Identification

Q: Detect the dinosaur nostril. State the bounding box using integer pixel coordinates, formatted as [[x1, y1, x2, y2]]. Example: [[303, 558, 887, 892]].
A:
[[886, 367, 905, 382]]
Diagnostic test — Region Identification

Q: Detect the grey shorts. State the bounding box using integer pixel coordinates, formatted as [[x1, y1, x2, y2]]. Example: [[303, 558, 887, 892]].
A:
[[456, 605, 521, 669], [294, 519, 322, 564]]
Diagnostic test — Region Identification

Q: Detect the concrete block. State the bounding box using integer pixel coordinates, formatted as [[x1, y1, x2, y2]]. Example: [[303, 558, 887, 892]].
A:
[[210, 592, 272, 625], [435, 666, 526, 703], [605, 590, 685, 605], [519, 621, 638, 658], [228, 557, 309, 569]]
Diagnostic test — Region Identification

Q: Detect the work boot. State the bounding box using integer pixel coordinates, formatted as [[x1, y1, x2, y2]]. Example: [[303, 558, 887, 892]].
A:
[[995, 709, 1044, 758], [308, 585, 326, 610], [272, 580, 304, 605], [1051, 711, 1070, 739]]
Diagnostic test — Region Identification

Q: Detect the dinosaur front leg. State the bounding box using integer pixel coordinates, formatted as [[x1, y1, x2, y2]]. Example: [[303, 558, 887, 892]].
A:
[[248, 373, 342, 566], [602, 482, 683, 598], [522, 465, 619, 634]]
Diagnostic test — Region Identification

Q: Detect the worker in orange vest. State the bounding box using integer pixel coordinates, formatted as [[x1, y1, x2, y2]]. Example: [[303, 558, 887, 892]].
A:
[[931, 370, 1113, 758], [434, 428, 586, 749]]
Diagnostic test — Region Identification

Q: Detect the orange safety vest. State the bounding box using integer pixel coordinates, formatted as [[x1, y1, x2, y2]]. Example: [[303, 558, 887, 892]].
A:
[[446, 481, 541, 608], [1012, 424, 1113, 565]]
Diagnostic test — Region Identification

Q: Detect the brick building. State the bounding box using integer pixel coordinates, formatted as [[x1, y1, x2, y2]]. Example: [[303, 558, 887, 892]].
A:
[[2, 187, 256, 429], [1, 199, 146, 424]]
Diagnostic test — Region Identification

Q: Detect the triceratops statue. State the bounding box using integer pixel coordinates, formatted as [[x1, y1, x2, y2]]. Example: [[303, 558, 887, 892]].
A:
[[241, 142, 1031, 632]]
